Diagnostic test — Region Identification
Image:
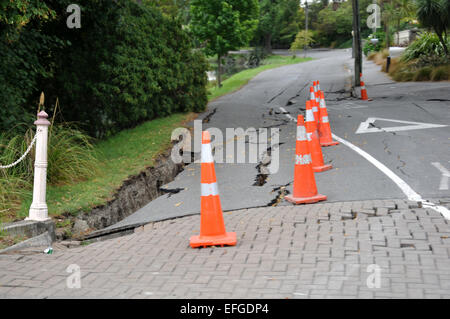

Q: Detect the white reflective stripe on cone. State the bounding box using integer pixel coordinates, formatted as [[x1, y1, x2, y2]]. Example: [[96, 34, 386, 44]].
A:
[[305, 109, 315, 122], [296, 126, 307, 141], [312, 106, 318, 113], [320, 100, 326, 108], [201, 182, 219, 196], [295, 154, 312, 165], [201, 143, 214, 163], [321, 116, 329, 123]]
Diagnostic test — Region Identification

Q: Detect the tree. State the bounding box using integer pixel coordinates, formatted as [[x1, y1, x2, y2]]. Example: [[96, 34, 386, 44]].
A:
[[190, 0, 259, 87], [416, 0, 449, 54], [290, 30, 315, 56], [0, 0, 54, 27], [145, 0, 191, 24], [315, 0, 353, 47], [255, 0, 301, 52]]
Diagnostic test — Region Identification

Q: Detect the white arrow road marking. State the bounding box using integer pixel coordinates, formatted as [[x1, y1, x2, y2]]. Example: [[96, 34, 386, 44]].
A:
[[280, 107, 450, 220], [356, 117, 447, 134], [431, 162, 450, 190]]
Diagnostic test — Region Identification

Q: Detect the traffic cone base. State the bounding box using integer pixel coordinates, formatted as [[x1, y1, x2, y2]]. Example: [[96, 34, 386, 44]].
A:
[[190, 131, 236, 249], [285, 193, 327, 205], [320, 140, 340, 147], [190, 232, 237, 248], [285, 114, 327, 206], [313, 164, 333, 173]]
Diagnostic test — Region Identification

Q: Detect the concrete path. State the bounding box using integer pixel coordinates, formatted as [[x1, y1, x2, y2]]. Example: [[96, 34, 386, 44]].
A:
[[1, 198, 449, 299]]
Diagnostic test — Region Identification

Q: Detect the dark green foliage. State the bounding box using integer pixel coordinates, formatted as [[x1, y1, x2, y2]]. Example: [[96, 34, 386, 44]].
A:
[[0, 1, 208, 138], [363, 31, 386, 56], [254, 0, 300, 50], [0, 4, 63, 133], [416, 0, 450, 54], [42, 0, 208, 138]]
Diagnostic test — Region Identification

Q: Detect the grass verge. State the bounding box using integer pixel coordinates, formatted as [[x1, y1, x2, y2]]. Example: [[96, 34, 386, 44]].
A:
[[208, 55, 312, 101], [14, 113, 197, 221]]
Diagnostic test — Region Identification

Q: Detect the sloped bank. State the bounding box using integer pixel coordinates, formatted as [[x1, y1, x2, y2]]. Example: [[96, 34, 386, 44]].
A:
[[69, 147, 186, 240]]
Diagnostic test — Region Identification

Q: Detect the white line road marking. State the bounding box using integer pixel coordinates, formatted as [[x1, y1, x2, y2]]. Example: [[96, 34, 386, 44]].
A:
[[331, 133, 422, 201], [431, 162, 450, 190], [332, 133, 450, 219], [356, 117, 447, 134], [278, 106, 450, 220], [279, 107, 296, 122]]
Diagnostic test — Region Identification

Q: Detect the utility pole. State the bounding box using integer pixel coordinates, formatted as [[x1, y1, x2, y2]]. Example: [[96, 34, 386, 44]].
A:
[[304, 0, 309, 58], [352, 0, 362, 87]]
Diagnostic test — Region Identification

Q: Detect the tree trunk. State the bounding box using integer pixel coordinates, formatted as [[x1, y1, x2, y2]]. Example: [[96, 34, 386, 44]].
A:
[[264, 34, 272, 54], [217, 55, 222, 88], [352, 0, 362, 86]]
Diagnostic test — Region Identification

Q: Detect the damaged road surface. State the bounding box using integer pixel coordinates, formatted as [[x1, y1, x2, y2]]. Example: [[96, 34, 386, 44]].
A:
[[92, 49, 450, 239]]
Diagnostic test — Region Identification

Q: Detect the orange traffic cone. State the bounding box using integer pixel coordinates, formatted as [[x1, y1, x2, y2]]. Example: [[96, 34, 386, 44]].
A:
[[305, 101, 333, 173], [316, 80, 321, 92], [359, 74, 371, 101], [360, 81, 369, 101], [310, 86, 319, 123], [285, 115, 327, 205], [318, 91, 339, 147], [190, 131, 237, 248]]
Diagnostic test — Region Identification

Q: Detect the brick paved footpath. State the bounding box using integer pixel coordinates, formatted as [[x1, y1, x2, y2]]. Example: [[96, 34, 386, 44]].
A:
[[1, 198, 450, 299]]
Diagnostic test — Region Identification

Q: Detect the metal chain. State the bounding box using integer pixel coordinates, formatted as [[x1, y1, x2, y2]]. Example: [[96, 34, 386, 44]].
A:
[[0, 134, 37, 169]]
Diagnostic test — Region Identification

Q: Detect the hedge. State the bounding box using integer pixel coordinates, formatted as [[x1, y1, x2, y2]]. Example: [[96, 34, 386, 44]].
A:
[[0, 0, 208, 138]]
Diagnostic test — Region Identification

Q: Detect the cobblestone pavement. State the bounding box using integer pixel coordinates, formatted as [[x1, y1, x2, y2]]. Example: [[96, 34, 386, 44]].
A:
[[1, 198, 450, 299]]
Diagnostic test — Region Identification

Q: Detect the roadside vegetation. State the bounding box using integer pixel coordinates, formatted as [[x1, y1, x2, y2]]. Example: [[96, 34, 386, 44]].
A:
[[364, 0, 449, 82]]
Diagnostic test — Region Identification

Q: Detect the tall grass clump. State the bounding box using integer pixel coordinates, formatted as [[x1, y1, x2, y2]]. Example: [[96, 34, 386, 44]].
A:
[[413, 67, 433, 81], [431, 65, 450, 81], [0, 115, 99, 221]]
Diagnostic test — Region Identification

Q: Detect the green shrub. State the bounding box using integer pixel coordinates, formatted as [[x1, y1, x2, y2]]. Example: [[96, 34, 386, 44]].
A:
[[413, 67, 433, 81], [431, 65, 450, 81], [1, 1, 208, 138], [403, 32, 450, 62], [363, 41, 382, 57], [0, 26, 64, 134]]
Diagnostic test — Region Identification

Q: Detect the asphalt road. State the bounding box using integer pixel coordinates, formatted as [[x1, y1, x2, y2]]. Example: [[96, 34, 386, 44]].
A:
[[102, 49, 450, 233]]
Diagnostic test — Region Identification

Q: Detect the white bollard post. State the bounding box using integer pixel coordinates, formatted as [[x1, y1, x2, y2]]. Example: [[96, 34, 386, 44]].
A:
[[26, 111, 51, 221]]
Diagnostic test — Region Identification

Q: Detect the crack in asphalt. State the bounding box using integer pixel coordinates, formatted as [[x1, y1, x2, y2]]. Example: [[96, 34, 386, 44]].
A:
[[382, 138, 392, 155], [267, 182, 292, 207], [202, 108, 217, 123], [253, 142, 285, 187], [159, 187, 185, 198], [267, 88, 288, 104], [396, 155, 410, 178]]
